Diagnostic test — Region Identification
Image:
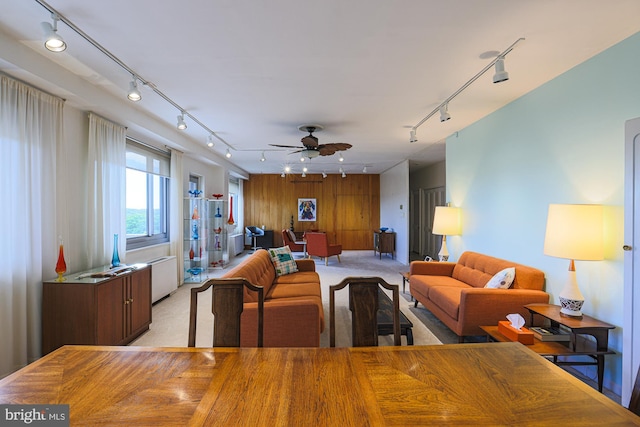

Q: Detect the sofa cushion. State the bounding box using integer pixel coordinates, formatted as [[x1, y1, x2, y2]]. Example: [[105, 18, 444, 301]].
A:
[[267, 281, 322, 300], [485, 267, 516, 289], [428, 286, 464, 320], [410, 275, 468, 299], [222, 250, 276, 302], [274, 270, 320, 286], [452, 251, 545, 290], [268, 246, 299, 276]]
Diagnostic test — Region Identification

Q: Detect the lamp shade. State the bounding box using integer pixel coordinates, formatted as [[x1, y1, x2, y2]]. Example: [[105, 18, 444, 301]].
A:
[[543, 204, 604, 261], [432, 206, 461, 236]]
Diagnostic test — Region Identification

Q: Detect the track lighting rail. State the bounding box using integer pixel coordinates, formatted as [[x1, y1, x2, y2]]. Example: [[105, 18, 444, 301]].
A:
[[34, 0, 233, 150], [410, 37, 525, 139]]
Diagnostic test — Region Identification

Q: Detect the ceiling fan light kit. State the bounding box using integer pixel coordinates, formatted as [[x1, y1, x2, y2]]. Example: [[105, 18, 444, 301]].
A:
[[269, 124, 352, 167]]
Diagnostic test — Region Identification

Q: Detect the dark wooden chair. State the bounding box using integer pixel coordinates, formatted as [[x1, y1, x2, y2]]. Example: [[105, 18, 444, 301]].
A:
[[629, 364, 640, 415], [330, 276, 401, 347], [188, 278, 264, 347]]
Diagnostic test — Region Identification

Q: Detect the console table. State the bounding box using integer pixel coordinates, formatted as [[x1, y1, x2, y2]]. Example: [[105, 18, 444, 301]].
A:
[[373, 231, 395, 259], [481, 303, 615, 392], [41, 264, 151, 355]]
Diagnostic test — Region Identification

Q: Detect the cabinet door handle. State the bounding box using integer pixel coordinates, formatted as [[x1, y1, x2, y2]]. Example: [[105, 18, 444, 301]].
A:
[[623, 245, 632, 251], [130, 298, 134, 303]]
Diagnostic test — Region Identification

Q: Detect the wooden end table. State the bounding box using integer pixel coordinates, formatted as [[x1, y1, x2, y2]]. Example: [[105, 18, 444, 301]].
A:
[[481, 303, 615, 392]]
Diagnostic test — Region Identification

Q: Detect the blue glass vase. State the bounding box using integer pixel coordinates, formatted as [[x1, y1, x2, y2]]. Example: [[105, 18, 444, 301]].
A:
[[111, 234, 121, 267]]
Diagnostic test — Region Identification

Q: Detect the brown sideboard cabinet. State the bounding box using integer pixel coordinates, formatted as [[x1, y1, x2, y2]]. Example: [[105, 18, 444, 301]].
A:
[[373, 231, 395, 259], [42, 264, 151, 355]]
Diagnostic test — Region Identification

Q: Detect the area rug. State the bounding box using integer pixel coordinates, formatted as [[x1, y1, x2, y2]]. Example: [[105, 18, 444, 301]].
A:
[[131, 250, 442, 348]]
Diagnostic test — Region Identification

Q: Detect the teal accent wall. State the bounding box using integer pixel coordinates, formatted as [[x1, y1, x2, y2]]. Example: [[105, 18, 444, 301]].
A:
[[446, 31, 640, 395]]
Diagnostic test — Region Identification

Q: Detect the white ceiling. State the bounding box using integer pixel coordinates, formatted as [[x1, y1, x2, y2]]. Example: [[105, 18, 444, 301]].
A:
[[1, 1, 639, 176]]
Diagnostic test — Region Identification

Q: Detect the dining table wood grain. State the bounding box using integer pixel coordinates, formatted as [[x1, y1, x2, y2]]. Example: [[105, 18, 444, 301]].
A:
[[0, 342, 638, 426]]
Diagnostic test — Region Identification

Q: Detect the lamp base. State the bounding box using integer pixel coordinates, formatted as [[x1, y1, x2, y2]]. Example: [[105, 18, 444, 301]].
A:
[[438, 236, 449, 262], [559, 296, 584, 318]]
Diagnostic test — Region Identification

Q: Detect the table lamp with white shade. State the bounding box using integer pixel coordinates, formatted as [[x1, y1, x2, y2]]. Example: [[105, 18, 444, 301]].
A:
[[432, 206, 462, 261], [543, 204, 604, 317]]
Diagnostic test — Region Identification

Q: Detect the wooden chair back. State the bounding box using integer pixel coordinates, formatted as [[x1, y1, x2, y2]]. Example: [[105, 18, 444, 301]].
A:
[[330, 276, 401, 347], [630, 364, 640, 415], [188, 278, 264, 347]]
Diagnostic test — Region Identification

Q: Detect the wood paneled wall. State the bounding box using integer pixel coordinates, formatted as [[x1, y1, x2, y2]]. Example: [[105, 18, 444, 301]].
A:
[[244, 174, 380, 250]]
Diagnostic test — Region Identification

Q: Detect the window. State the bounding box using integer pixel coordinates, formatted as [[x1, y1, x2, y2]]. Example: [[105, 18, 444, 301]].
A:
[[126, 139, 170, 249]]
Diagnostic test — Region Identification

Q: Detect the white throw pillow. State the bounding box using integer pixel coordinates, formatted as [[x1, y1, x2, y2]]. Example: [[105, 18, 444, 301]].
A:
[[485, 267, 516, 289]]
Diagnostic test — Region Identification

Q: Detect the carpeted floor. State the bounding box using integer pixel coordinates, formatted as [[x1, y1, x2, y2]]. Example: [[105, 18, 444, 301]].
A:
[[131, 249, 621, 402], [131, 250, 447, 348]]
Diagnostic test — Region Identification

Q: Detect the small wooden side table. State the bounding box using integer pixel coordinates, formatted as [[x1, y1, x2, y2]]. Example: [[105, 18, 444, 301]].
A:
[[481, 303, 616, 392]]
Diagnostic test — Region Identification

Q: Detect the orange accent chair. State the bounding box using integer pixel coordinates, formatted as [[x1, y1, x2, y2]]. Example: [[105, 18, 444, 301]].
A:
[[305, 232, 342, 266], [282, 229, 305, 252]]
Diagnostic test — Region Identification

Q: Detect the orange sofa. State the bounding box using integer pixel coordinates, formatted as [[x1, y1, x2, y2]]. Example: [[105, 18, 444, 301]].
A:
[[221, 249, 324, 347], [409, 251, 549, 342]]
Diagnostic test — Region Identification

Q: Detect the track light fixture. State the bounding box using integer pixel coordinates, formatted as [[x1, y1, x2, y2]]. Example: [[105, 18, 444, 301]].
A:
[[342, 172, 347, 178], [493, 57, 509, 83], [339, 153, 344, 162], [127, 78, 141, 101], [41, 13, 66, 52], [207, 134, 215, 147], [225, 148, 232, 158], [281, 172, 286, 177], [260, 152, 266, 162], [176, 114, 187, 130], [35, 2, 237, 155], [301, 171, 306, 177], [439, 104, 451, 122], [362, 166, 368, 173], [322, 172, 327, 178], [409, 129, 418, 143], [410, 38, 524, 137]]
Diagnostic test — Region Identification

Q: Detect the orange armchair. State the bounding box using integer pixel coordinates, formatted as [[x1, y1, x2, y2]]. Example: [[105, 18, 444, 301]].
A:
[[282, 229, 305, 252], [305, 232, 342, 265]]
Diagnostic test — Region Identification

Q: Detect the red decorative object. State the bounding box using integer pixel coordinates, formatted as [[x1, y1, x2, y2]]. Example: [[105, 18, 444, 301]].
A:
[[228, 196, 235, 225], [55, 237, 67, 282], [212, 193, 223, 199]]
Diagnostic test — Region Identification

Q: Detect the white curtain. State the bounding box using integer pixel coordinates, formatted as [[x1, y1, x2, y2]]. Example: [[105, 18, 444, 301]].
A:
[[0, 75, 64, 376], [86, 113, 126, 268], [169, 148, 184, 284]]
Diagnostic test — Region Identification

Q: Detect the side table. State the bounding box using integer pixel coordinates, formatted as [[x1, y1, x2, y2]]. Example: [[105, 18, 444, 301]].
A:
[[481, 303, 616, 392]]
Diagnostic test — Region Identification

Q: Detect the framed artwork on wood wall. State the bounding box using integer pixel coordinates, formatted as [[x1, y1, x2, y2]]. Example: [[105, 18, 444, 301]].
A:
[[298, 198, 316, 221]]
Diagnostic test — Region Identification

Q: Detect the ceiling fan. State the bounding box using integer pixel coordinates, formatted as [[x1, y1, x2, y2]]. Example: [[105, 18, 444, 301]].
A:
[[270, 125, 352, 159]]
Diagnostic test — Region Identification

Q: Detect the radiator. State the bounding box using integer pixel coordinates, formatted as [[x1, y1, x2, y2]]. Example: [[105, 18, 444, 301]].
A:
[[231, 234, 244, 256], [146, 256, 178, 303]]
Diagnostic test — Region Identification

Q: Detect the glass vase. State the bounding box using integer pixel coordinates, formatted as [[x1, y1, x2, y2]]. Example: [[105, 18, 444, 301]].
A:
[[111, 233, 121, 268], [55, 236, 67, 282]]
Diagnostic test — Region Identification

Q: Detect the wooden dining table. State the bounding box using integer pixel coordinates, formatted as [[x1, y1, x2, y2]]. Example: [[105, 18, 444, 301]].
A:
[[0, 342, 638, 426]]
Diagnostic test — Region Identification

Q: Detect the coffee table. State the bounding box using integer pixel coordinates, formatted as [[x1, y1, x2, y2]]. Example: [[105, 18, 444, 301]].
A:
[[377, 288, 414, 345]]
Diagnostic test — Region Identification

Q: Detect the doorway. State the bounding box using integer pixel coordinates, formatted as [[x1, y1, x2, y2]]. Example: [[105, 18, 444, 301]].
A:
[[623, 117, 640, 404]]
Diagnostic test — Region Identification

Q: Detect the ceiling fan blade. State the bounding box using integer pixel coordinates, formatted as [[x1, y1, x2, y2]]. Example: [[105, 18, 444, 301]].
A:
[[269, 144, 302, 149], [318, 145, 338, 156], [318, 143, 352, 155], [301, 135, 319, 148]]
